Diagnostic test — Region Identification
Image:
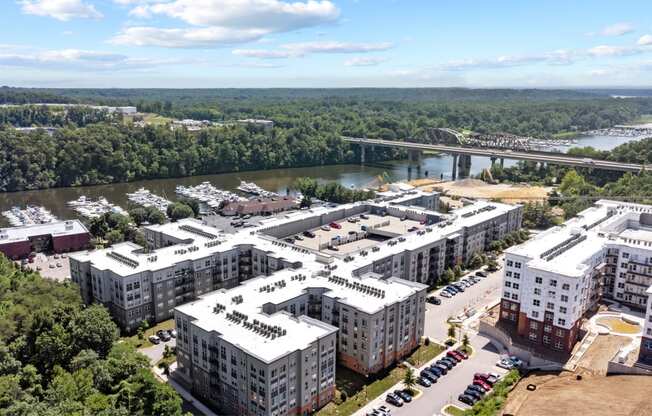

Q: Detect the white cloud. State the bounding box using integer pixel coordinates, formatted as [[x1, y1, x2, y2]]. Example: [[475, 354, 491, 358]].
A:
[[0, 48, 180, 71], [601, 22, 635, 36], [589, 69, 613, 77], [111, 26, 268, 48], [111, 0, 340, 48], [234, 41, 393, 59], [587, 44, 642, 57], [19, 0, 103, 21], [344, 56, 387, 66], [638, 35, 652, 46]]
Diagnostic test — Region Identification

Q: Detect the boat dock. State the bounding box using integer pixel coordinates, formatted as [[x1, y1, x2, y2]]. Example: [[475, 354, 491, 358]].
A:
[[67, 196, 127, 219], [175, 182, 245, 213], [1, 205, 57, 227], [236, 181, 279, 198], [126, 188, 171, 213]]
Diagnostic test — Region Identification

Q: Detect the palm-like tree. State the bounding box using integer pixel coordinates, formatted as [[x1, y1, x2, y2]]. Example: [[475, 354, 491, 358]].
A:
[[403, 368, 417, 393]]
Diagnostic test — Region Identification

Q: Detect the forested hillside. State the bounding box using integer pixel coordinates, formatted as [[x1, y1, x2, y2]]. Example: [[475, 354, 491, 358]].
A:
[[0, 255, 183, 416]]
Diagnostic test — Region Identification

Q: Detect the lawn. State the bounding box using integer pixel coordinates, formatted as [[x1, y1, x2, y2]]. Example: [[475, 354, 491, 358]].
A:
[[406, 341, 446, 366], [121, 319, 175, 349], [315, 341, 445, 416], [143, 113, 174, 126], [443, 404, 466, 416]]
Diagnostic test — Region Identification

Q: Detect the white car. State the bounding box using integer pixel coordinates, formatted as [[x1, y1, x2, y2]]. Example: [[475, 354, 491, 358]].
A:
[[509, 355, 523, 367], [496, 358, 514, 369], [440, 291, 452, 298], [321, 225, 331, 231], [377, 406, 392, 415], [148, 335, 161, 345]]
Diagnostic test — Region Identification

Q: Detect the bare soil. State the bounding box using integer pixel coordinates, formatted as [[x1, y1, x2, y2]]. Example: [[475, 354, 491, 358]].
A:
[[424, 179, 550, 203], [576, 334, 630, 374], [502, 372, 652, 416]]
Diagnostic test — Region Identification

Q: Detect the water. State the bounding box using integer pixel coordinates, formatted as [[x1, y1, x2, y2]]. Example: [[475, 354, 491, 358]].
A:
[[0, 134, 642, 226]]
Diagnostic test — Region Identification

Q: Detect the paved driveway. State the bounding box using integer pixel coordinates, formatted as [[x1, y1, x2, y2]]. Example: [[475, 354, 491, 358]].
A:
[[139, 338, 176, 364], [353, 334, 507, 416], [424, 260, 504, 341]]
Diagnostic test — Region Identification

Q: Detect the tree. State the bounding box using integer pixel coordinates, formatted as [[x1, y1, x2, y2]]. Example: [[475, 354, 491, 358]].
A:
[[467, 253, 484, 270], [462, 334, 470, 352], [166, 202, 194, 221], [71, 305, 119, 358], [441, 268, 455, 284], [447, 323, 457, 340], [128, 207, 148, 226], [453, 265, 463, 278], [403, 368, 417, 393], [105, 229, 125, 245]]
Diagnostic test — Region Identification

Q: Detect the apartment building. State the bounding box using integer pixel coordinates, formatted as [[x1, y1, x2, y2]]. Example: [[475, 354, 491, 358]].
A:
[[174, 269, 427, 416], [499, 200, 652, 353], [639, 287, 652, 365]]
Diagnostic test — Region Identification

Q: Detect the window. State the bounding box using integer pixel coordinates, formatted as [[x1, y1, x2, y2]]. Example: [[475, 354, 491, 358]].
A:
[[561, 295, 569, 302], [511, 293, 518, 300], [535, 277, 543, 284], [549, 279, 557, 287], [505, 281, 512, 288], [506, 271, 512, 277], [622, 252, 629, 259], [529, 332, 538, 341], [557, 318, 566, 326], [507, 260, 513, 267], [534, 288, 541, 295], [531, 311, 539, 318], [513, 283, 519, 290], [546, 302, 554, 310], [530, 321, 539, 330], [559, 306, 567, 314], [533, 299, 540, 307], [544, 325, 552, 333], [562, 283, 570, 291], [514, 262, 522, 268], [513, 273, 520, 279]]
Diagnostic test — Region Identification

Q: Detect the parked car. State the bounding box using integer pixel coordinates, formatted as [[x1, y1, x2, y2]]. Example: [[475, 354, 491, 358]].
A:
[[509, 356, 524, 368], [427, 296, 441, 305], [284, 238, 295, 243], [377, 406, 392, 415], [475, 270, 488, 277], [440, 357, 457, 367], [394, 390, 412, 403], [169, 329, 177, 338], [436, 359, 454, 370], [440, 291, 452, 298], [428, 365, 444, 377], [329, 222, 342, 229], [464, 388, 483, 401], [452, 284, 465, 292], [467, 384, 486, 395], [417, 376, 432, 387], [487, 372, 501, 384], [148, 335, 161, 344], [385, 393, 403, 407], [447, 350, 463, 362], [431, 363, 448, 375], [360, 214, 369, 219], [458, 394, 476, 406], [496, 358, 514, 369], [473, 379, 491, 391], [445, 286, 459, 294], [420, 370, 438, 383], [294, 235, 304, 241], [157, 330, 171, 342], [321, 225, 331, 231], [303, 231, 316, 238], [455, 349, 469, 359]]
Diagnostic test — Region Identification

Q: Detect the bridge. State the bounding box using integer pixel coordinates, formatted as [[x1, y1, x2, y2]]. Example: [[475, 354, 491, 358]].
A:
[[344, 136, 650, 179]]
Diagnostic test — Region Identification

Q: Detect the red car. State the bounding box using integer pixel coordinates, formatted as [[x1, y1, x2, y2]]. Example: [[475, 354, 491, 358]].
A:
[[329, 222, 342, 229], [473, 378, 491, 391], [473, 373, 493, 385], [455, 349, 469, 359], [447, 350, 463, 362]]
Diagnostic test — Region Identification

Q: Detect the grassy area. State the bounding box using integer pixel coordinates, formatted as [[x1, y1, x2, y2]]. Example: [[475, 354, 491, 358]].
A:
[[121, 319, 175, 349], [463, 370, 521, 416], [406, 341, 446, 366], [443, 404, 466, 416], [143, 113, 173, 126]]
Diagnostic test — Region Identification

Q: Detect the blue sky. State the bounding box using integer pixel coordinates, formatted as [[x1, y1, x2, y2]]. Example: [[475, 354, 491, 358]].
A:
[[2, 0, 652, 88]]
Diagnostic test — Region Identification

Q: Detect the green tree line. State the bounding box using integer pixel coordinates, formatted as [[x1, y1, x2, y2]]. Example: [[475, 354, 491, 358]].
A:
[[0, 255, 184, 415]]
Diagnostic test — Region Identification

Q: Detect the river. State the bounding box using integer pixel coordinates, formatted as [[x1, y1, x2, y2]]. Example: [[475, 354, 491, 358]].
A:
[[0, 134, 643, 226]]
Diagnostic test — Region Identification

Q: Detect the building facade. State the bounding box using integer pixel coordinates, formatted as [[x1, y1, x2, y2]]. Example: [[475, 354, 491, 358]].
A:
[[0, 220, 90, 260], [499, 200, 652, 354]]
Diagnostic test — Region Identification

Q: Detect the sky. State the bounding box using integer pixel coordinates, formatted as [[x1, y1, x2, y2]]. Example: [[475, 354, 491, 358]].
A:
[[1, 0, 652, 88]]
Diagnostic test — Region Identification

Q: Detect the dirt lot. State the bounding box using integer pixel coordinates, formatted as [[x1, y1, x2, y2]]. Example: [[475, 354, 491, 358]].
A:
[[420, 178, 551, 203], [503, 372, 652, 416], [576, 334, 631, 374]]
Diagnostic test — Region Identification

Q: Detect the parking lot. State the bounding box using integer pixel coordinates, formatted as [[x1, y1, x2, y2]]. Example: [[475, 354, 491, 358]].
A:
[[354, 334, 509, 416], [293, 213, 423, 254], [424, 258, 504, 341], [21, 252, 71, 281], [201, 212, 278, 233]]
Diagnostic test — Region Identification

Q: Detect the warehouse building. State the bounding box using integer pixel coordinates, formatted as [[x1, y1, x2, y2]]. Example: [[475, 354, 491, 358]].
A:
[[0, 220, 90, 260]]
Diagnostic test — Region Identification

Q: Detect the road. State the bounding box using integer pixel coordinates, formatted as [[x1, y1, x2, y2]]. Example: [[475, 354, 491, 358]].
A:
[[354, 335, 508, 416], [344, 137, 650, 173], [139, 338, 176, 364], [424, 262, 504, 341]]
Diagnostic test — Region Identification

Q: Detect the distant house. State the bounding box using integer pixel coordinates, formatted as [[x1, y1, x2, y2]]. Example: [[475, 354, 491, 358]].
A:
[[237, 119, 274, 131], [0, 220, 90, 260], [221, 197, 297, 216]]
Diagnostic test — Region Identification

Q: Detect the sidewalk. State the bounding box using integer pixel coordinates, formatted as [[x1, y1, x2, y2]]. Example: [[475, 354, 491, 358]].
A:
[[152, 362, 217, 416]]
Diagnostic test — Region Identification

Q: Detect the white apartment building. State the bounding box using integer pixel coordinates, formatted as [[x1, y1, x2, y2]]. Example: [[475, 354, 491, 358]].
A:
[[500, 200, 652, 354]]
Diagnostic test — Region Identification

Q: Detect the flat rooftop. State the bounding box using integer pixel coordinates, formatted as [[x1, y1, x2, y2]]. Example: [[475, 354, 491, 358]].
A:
[[0, 220, 88, 243], [176, 267, 427, 362]]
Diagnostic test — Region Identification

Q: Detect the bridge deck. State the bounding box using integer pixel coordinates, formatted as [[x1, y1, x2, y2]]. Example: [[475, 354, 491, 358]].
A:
[[344, 137, 648, 173]]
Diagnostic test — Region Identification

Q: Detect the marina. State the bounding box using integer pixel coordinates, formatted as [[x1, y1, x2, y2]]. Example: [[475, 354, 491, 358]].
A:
[[236, 181, 280, 198], [1, 205, 57, 226], [126, 188, 171, 213], [176, 182, 245, 213], [67, 196, 127, 219]]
